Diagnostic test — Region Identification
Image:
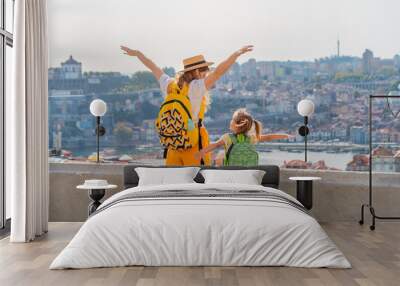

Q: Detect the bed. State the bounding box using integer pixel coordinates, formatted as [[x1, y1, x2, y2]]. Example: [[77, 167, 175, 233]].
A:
[[50, 165, 350, 269]]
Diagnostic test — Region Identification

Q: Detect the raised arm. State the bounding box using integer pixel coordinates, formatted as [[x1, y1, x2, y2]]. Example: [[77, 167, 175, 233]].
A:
[[204, 45, 253, 90], [259, 134, 291, 142], [120, 46, 163, 80]]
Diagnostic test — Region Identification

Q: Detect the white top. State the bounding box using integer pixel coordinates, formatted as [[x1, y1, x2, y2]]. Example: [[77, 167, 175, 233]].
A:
[[289, 177, 321, 181], [159, 74, 208, 123]]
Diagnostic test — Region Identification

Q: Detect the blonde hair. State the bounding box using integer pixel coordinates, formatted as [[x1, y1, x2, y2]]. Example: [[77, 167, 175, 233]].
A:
[[177, 70, 197, 90], [176, 67, 211, 111], [231, 108, 262, 140], [177, 67, 210, 89]]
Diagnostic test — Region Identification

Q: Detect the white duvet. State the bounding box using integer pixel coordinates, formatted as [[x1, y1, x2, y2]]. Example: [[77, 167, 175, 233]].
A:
[[50, 183, 350, 269]]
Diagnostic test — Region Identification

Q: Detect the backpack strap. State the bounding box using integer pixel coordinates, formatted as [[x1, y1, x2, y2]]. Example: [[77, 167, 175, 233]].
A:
[[163, 148, 168, 159], [198, 119, 204, 165], [225, 134, 237, 162], [229, 133, 238, 144], [166, 82, 193, 118]]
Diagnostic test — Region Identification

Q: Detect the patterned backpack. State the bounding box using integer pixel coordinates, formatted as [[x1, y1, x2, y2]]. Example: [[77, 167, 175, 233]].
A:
[[155, 81, 206, 150], [224, 134, 259, 166]]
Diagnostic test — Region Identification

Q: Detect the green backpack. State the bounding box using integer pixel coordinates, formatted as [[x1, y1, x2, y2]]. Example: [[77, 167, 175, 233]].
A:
[[224, 134, 259, 166]]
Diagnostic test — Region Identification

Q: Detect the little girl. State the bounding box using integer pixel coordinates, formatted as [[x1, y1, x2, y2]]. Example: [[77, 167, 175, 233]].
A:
[[195, 108, 291, 166]]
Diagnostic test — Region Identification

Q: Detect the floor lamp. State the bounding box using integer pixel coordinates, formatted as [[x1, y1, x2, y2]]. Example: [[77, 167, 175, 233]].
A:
[[297, 99, 315, 162], [90, 99, 107, 163]]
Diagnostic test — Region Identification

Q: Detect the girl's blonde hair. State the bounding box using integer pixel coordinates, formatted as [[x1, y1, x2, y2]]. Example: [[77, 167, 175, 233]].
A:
[[231, 108, 262, 140]]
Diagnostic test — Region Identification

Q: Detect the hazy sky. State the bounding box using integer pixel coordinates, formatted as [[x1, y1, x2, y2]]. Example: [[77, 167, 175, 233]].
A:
[[48, 0, 400, 73]]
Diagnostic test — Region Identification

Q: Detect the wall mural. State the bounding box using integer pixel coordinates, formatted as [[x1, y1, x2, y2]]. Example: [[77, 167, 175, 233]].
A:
[[48, 0, 400, 171]]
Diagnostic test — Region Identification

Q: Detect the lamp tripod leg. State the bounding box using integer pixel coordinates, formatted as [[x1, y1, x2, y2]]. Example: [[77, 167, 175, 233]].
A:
[[369, 206, 376, 231]]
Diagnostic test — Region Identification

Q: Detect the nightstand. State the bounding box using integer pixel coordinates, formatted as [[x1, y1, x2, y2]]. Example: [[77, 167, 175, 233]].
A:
[[77, 180, 117, 216], [289, 177, 321, 210]]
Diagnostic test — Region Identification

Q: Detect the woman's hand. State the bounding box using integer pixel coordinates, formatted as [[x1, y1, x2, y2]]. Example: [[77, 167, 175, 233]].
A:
[[120, 46, 163, 80], [205, 45, 254, 90], [234, 45, 254, 57], [120, 46, 142, 57]]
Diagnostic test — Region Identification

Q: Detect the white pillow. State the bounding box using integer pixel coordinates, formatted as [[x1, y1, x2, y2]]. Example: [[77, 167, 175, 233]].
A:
[[135, 167, 200, 186], [200, 169, 266, 185]]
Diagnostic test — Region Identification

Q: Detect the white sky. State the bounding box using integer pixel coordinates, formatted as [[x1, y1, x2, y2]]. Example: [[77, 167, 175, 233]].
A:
[[48, 0, 400, 73]]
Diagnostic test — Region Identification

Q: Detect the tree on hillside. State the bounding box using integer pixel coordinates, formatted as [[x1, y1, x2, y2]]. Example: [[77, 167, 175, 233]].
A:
[[163, 67, 176, 77], [117, 71, 159, 92]]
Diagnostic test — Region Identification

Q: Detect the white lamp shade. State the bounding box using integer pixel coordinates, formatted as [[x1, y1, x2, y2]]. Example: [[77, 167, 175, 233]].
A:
[[90, 99, 107, 117], [297, 99, 315, 117]]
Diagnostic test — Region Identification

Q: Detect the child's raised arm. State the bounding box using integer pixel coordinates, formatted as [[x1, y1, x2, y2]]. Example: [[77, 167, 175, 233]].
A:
[[204, 45, 253, 90], [259, 134, 291, 142], [120, 46, 164, 80], [194, 139, 225, 161]]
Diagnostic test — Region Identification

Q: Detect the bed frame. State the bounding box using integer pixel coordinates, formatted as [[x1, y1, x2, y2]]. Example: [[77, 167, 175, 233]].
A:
[[123, 165, 280, 189]]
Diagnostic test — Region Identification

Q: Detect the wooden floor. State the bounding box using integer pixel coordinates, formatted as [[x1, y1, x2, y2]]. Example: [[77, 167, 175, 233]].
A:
[[0, 222, 399, 286]]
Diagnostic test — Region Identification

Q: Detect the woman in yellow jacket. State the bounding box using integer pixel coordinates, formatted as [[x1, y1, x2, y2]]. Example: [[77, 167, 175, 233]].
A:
[[121, 45, 253, 166]]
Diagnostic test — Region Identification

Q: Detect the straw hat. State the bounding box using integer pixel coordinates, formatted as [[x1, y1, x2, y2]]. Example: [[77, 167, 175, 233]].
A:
[[180, 55, 214, 73]]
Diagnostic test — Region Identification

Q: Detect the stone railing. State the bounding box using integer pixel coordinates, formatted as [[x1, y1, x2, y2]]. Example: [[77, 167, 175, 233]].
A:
[[49, 162, 400, 223]]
